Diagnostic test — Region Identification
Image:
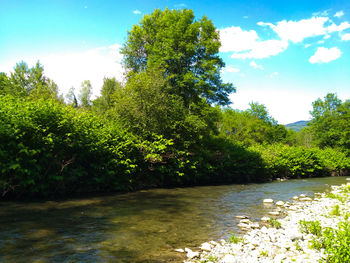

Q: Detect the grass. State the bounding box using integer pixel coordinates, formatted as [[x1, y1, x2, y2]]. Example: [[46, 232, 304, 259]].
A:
[[330, 204, 341, 216], [268, 218, 282, 229], [228, 233, 243, 244]]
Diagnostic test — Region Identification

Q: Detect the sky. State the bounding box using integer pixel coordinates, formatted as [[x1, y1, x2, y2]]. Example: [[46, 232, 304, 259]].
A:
[[1, 0, 350, 124]]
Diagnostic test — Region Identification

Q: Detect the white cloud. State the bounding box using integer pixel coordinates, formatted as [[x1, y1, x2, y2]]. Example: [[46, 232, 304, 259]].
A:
[[133, 10, 141, 15], [219, 26, 259, 53], [305, 44, 311, 48], [222, 66, 240, 73], [174, 3, 186, 8], [334, 11, 344, 18], [0, 44, 125, 97], [243, 16, 248, 19], [267, 17, 329, 43], [317, 40, 325, 44], [309, 47, 342, 64], [341, 33, 350, 41], [249, 61, 264, 70], [269, 72, 279, 78], [327, 21, 350, 32], [230, 39, 288, 59], [312, 10, 329, 17]]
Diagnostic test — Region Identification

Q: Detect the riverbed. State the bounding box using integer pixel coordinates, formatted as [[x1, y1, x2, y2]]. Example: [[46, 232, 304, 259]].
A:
[[0, 176, 348, 262]]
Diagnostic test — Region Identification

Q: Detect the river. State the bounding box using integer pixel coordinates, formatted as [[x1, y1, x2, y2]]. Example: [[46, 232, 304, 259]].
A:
[[0, 176, 348, 262]]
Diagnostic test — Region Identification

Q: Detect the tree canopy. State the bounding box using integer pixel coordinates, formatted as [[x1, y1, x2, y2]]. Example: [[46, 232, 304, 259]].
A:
[[121, 8, 235, 106]]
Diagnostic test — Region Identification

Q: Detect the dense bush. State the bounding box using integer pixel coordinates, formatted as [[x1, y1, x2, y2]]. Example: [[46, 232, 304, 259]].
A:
[[0, 95, 145, 197], [250, 144, 350, 179]]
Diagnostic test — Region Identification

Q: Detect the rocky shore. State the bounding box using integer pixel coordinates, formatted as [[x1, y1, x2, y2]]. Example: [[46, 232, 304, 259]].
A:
[[177, 181, 350, 263]]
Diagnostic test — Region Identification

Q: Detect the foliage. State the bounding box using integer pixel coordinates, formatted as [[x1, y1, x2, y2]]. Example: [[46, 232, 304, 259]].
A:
[[3, 61, 58, 99], [228, 233, 243, 244], [299, 219, 350, 263], [330, 205, 341, 216], [219, 108, 288, 146], [78, 80, 92, 108], [121, 8, 235, 107], [268, 218, 282, 229], [249, 144, 350, 179], [92, 77, 123, 113], [309, 93, 350, 155], [299, 220, 322, 237]]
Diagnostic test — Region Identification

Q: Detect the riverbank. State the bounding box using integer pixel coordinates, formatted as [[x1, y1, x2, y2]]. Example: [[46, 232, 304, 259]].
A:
[[180, 181, 350, 263]]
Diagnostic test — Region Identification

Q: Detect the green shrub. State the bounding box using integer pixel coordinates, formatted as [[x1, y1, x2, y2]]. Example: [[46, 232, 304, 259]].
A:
[[228, 233, 243, 244]]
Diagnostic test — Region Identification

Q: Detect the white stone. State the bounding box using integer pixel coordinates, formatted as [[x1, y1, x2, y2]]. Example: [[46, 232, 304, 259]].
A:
[[222, 254, 236, 263], [261, 216, 270, 222], [240, 219, 251, 224], [276, 201, 285, 206], [299, 194, 306, 198], [263, 198, 274, 203], [174, 248, 184, 253], [300, 197, 312, 201], [238, 223, 251, 229], [268, 211, 280, 216], [185, 248, 199, 259], [200, 242, 212, 251], [293, 196, 299, 200]]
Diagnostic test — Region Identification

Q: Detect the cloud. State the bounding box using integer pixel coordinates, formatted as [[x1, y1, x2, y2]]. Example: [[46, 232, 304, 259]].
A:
[[230, 39, 288, 59], [309, 47, 341, 64], [133, 10, 141, 15], [305, 44, 311, 48], [174, 3, 187, 8], [0, 44, 125, 97], [222, 65, 240, 73], [249, 61, 264, 70], [341, 33, 350, 41], [327, 22, 350, 33], [334, 11, 344, 18], [219, 26, 288, 59], [263, 17, 329, 43], [219, 26, 259, 53]]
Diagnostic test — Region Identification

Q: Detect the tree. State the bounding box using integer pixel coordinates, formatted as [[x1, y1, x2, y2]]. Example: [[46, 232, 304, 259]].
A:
[[93, 77, 123, 113], [121, 8, 235, 107], [248, 102, 277, 125], [66, 87, 78, 108], [0, 72, 9, 95], [79, 80, 92, 108], [309, 93, 350, 153], [5, 61, 58, 98]]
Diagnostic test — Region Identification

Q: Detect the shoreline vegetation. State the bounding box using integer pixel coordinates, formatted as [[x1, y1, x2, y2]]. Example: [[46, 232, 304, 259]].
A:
[[0, 8, 349, 199], [181, 181, 350, 263]]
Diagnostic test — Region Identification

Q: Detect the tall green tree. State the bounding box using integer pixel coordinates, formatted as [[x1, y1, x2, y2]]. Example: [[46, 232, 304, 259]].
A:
[[93, 77, 123, 113], [309, 93, 350, 154], [121, 8, 235, 107], [5, 61, 58, 98], [79, 80, 92, 108]]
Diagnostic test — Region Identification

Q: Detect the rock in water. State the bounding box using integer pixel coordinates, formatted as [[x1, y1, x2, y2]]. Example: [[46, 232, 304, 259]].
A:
[[200, 242, 212, 252], [276, 201, 285, 206], [263, 199, 274, 204]]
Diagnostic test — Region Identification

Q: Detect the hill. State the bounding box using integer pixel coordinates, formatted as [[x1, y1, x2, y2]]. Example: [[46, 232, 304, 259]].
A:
[[285, 120, 309, 132]]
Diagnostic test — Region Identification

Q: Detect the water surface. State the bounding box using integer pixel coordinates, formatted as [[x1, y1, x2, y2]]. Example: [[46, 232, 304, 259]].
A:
[[0, 176, 348, 262]]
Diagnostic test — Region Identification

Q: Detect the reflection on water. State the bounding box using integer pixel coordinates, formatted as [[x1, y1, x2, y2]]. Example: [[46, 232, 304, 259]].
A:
[[0, 176, 348, 262]]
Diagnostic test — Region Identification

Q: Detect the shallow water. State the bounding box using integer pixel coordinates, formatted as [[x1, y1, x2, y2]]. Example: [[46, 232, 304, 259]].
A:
[[0, 176, 348, 262]]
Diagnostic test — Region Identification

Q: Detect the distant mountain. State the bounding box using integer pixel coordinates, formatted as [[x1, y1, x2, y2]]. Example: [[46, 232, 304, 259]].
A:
[[285, 120, 309, 132]]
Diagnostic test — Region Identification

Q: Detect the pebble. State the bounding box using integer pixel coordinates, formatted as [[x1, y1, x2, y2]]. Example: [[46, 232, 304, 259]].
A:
[[276, 201, 285, 206], [263, 199, 274, 204], [261, 216, 270, 222], [268, 211, 280, 216], [186, 184, 350, 263]]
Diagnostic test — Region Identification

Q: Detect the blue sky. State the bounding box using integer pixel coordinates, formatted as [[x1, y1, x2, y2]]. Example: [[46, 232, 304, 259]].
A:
[[1, 0, 350, 124]]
